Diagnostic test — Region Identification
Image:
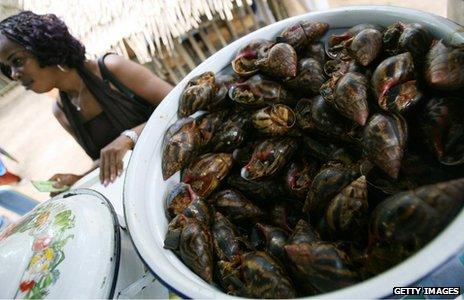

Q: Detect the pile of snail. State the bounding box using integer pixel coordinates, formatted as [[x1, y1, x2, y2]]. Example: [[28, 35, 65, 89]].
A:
[[160, 20, 464, 298]]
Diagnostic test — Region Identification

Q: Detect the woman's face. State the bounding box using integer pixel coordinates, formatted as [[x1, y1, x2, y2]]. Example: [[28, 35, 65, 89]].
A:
[[0, 34, 58, 93]]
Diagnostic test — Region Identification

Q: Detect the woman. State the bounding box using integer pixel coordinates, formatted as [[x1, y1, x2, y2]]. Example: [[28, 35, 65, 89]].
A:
[[0, 11, 173, 189]]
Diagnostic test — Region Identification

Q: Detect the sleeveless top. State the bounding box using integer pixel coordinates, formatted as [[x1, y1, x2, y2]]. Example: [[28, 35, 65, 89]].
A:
[[83, 113, 119, 152], [59, 54, 156, 160]]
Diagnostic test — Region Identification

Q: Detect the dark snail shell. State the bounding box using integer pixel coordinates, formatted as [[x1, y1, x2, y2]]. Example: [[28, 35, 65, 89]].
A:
[[211, 189, 264, 223], [383, 22, 432, 59], [226, 173, 285, 204], [178, 72, 216, 117], [327, 24, 383, 59], [370, 178, 464, 247], [278, 21, 329, 51], [165, 182, 198, 219], [284, 158, 318, 199], [251, 223, 289, 261], [328, 72, 369, 126], [164, 215, 214, 283], [365, 178, 464, 276], [372, 52, 422, 112], [325, 175, 368, 233], [210, 113, 249, 152], [196, 111, 228, 150], [304, 42, 328, 64], [287, 219, 320, 245], [208, 74, 239, 111], [162, 117, 202, 180], [284, 57, 326, 95], [304, 163, 359, 215], [399, 23, 432, 58], [269, 202, 302, 232], [421, 97, 464, 165], [255, 43, 298, 78], [251, 104, 296, 136], [240, 251, 296, 298], [179, 218, 214, 283], [212, 212, 247, 263], [295, 96, 353, 139], [182, 196, 211, 226], [348, 28, 383, 66], [425, 40, 464, 91], [232, 39, 275, 76], [182, 153, 234, 198], [229, 74, 295, 107], [284, 241, 358, 294], [363, 114, 407, 179], [241, 138, 297, 181]]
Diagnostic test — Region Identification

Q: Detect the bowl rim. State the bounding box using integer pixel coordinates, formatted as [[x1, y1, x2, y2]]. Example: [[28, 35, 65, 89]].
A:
[[124, 5, 464, 299]]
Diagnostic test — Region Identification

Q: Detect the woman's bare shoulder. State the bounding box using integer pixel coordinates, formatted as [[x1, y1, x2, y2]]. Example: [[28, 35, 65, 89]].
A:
[[102, 54, 140, 77], [101, 54, 173, 105]]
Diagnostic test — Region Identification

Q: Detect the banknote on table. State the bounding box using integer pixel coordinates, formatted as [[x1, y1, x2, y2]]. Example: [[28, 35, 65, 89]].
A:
[[31, 180, 70, 193]]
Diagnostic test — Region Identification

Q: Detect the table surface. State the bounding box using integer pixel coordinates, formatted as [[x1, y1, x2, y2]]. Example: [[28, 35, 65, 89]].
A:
[[73, 152, 130, 218]]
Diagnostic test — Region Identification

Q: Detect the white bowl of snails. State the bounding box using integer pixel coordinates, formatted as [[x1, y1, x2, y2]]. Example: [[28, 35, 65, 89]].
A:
[[124, 6, 464, 299]]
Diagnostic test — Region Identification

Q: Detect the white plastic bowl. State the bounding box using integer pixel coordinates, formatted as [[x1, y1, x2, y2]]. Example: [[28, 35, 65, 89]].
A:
[[124, 6, 464, 299]]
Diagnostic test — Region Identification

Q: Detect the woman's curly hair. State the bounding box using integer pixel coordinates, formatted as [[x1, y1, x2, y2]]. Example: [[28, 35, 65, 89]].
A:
[[0, 11, 86, 78]]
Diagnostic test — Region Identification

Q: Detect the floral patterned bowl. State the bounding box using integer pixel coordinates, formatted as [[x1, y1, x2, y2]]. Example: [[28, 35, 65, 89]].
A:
[[0, 190, 118, 299]]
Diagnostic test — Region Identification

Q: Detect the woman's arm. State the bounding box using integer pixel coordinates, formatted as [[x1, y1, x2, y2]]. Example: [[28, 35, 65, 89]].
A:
[[102, 54, 173, 105], [54, 52, 174, 186], [97, 54, 174, 185], [48, 160, 100, 197], [99, 123, 145, 186]]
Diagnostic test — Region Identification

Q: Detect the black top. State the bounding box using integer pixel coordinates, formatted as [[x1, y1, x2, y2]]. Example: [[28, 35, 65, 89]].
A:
[[84, 113, 120, 152], [59, 54, 155, 160]]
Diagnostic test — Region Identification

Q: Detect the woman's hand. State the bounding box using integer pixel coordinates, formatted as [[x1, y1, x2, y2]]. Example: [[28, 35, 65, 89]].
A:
[[99, 135, 133, 186], [48, 173, 83, 197]]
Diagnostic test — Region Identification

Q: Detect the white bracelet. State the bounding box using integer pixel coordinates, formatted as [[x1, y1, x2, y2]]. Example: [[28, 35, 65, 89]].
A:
[[121, 130, 138, 148]]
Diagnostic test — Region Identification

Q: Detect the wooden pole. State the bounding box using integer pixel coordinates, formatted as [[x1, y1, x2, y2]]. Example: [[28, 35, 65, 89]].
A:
[[187, 32, 207, 62], [198, 27, 217, 55], [236, 4, 250, 34], [148, 57, 169, 81], [254, 0, 275, 25], [244, 2, 260, 30], [211, 20, 228, 47], [174, 42, 196, 70], [224, 18, 239, 40], [157, 56, 179, 84], [267, 0, 284, 21], [171, 50, 188, 78]]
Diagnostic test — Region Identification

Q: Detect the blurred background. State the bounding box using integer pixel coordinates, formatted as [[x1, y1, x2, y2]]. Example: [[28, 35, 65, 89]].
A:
[[0, 0, 458, 217]]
